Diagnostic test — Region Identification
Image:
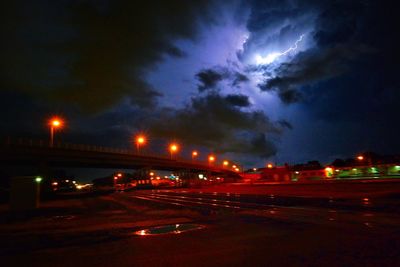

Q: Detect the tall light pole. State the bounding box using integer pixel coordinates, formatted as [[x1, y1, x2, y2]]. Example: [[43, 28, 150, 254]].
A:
[[208, 155, 215, 166], [135, 135, 146, 154], [49, 118, 63, 147], [192, 150, 198, 161], [169, 143, 178, 159]]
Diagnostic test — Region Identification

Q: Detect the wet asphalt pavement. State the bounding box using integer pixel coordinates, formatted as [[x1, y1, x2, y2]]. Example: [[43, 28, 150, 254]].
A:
[[1, 184, 400, 267]]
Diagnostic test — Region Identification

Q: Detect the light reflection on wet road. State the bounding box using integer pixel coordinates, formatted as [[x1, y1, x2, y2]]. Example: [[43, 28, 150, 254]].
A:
[[130, 190, 400, 229]]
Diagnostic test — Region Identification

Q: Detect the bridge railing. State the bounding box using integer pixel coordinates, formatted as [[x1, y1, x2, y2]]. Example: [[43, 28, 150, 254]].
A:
[[1, 137, 224, 169]]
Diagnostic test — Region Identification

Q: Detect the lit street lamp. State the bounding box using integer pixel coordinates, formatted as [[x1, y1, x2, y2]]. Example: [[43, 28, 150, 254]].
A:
[[135, 135, 146, 154], [49, 117, 63, 147], [192, 150, 198, 161], [223, 160, 229, 167], [169, 143, 178, 159], [208, 155, 215, 165]]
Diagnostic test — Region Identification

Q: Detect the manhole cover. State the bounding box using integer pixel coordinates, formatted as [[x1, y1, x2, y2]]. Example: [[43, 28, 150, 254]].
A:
[[134, 223, 204, 236]]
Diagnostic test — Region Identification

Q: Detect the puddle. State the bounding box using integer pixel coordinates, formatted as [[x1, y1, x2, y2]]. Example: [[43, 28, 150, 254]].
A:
[[134, 223, 205, 236]]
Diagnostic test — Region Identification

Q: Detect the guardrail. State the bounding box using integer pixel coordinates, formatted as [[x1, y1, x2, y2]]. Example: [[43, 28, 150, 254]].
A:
[[1, 137, 228, 170]]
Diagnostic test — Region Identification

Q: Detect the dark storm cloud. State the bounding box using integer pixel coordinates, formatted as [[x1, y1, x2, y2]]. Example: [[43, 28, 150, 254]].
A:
[[196, 67, 249, 92], [258, 44, 372, 103], [246, 0, 319, 34], [224, 94, 251, 107], [246, 0, 383, 105], [196, 69, 225, 92], [232, 72, 249, 86], [148, 93, 286, 158], [277, 119, 292, 130], [246, 0, 400, 159], [0, 0, 217, 112]]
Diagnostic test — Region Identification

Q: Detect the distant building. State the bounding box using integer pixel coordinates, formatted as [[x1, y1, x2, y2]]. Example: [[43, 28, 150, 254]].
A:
[[331, 164, 400, 179], [290, 161, 329, 181], [242, 165, 291, 182], [260, 166, 291, 182], [240, 156, 400, 183]]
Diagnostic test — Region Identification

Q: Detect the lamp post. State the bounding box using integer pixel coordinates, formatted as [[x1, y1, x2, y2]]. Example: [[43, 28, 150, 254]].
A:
[[208, 155, 215, 166], [169, 143, 178, 159], [192, 151, 198, 161], [49, 118, 63, 147], [135, 135, 146, 154]]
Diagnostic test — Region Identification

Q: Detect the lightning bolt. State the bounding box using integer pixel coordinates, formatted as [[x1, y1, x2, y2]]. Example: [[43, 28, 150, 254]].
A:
[[255, 34, 305, 65]]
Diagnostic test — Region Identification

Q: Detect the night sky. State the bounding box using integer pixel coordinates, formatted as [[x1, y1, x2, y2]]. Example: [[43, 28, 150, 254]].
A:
[[1, 0, 399, 168]]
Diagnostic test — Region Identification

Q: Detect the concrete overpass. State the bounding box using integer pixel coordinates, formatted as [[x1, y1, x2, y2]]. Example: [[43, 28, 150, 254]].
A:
[[0, 138, 237, 175]]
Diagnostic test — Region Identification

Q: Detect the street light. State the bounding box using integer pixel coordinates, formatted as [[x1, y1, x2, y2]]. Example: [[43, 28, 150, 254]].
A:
[[192, 150, 198, 160], [49, 117, 63, 147], [267, 163, 273, 169], [135, 135, 146, 154], [223, 160, 229, 167], [169, 143, 178, 159], [357, 155, 364, 161], [208, 155, 215, 165]]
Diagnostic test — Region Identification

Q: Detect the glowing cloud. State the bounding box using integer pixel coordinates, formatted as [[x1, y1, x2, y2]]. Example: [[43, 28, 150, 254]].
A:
[[255, 34, 305, 65]]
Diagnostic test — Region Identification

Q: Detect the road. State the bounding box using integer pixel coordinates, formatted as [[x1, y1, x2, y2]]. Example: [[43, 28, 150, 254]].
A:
[[1, 183, 400, 266], [131, 189, 400, 227]]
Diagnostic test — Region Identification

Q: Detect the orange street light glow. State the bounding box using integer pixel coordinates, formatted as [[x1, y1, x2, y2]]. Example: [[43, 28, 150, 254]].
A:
[[135, 135, 147, 153], [136, 136, 146, 144], [49, 117, 64, 147], [267, 163, 273, 169], [192, 151, 198, 156], [49, 117, 63, 128], [357, 155, 364, 160], [170, 144, 178, 152], [223, 160, 229, 166], [52, 120, 60, 127], [208, 155, 215, 162]]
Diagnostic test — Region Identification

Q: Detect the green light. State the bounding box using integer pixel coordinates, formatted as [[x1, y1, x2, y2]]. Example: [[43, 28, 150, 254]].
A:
[[370, 167, 378, 173], [35, 177, 42, 183], [395, 166, 400, 169]]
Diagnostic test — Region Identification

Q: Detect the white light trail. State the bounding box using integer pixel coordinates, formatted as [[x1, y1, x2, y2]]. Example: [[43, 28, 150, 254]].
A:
[[255, 34, 305, 65]]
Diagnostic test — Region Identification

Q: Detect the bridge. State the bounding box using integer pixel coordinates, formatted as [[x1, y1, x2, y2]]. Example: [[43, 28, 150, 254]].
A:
[[0, 138, 238, 175]]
